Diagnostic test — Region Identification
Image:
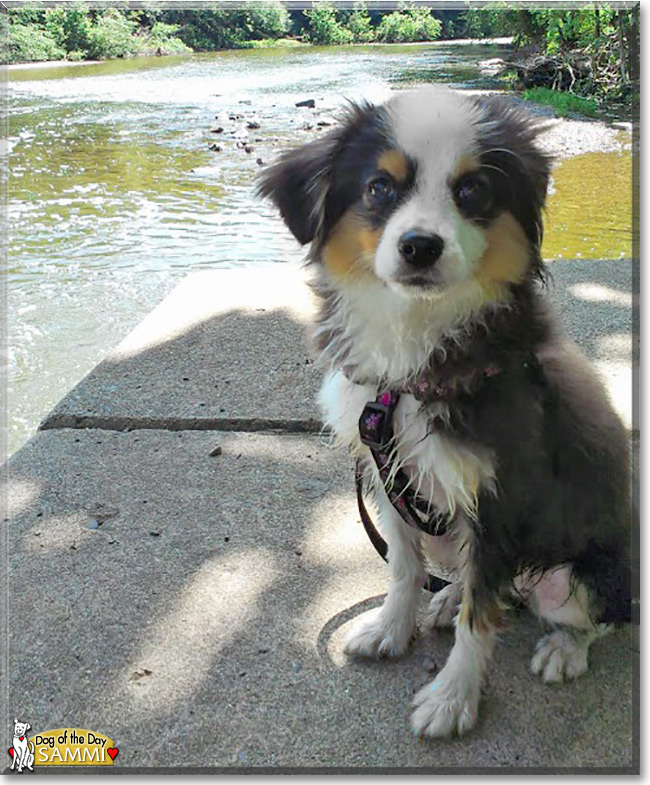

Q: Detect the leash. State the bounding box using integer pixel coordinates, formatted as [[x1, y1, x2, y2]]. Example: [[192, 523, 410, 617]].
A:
[[356, 388, 452, 594]]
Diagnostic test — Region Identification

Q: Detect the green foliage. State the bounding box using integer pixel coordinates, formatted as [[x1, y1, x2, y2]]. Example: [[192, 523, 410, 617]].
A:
[[44, 5, 93, 54], [9, 6, 46, 27], [245, 4, 291, 39], [463, 7, 519, 40], [461, 7, 620, 51], [66, 49, 87, 62], [8, 22, 65, 63], [86, 9, 140, 59], [346, 3, 376, 44], [462, 6, 638, 103], [376, 6, 442, 43], [145, 22, 191, 55], [532, 8, 616, 52], [522, 87, 598, 118], [167, 4, 290, 51], [303, 3, 354, 45]]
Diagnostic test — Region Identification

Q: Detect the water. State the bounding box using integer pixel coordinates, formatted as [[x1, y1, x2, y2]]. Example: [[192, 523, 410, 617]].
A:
[[6, 44, 632, 456], [544, 148, 635, 260]]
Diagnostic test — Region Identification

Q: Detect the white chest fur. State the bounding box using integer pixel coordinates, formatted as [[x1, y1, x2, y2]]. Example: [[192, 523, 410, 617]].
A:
[[318, 370, 495, 518]]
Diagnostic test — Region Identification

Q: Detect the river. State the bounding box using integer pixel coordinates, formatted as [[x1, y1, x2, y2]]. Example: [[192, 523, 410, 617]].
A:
[[6, 43, 632, 456]]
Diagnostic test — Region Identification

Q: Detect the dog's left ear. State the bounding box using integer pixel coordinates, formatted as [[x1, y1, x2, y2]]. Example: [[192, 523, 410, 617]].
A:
[[257, 129, 343, 245], [258, 101, 379, 246], [25, 724, 30, 731]]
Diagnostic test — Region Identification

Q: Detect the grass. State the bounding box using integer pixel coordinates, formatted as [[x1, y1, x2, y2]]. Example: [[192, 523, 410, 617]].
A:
[[521, 87, 599, 118]]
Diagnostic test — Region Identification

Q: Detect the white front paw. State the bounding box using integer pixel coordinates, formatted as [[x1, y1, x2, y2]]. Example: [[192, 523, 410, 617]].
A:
[[411, 667, 480, 738], [422, 582, 462, 630], [344, 611, 415, 659], [530, 630, 589, 683]]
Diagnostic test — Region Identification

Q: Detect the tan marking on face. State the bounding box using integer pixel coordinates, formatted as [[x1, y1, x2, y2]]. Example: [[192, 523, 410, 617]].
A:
[[452, 153, 480, 180], [473, 212, 530, 301], [377, 149, 409, 183], [322, 211, 381, 279]]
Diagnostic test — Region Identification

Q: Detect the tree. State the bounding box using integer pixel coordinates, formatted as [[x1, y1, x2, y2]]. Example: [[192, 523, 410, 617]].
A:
[[377, 5, 441, 43], [303, 3, 354, 45], [86, 9, 140, 59], [44, 4, 93, 55], [346, 3, 375, 44]]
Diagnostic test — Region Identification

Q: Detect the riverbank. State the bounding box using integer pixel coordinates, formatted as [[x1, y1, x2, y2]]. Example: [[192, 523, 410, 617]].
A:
[[7, 34, 516, 70]]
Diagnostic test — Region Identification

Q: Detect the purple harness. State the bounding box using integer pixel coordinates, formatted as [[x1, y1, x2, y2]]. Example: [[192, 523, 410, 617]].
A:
[[358, 389, 450, 536], [354, 362, 503, 592]]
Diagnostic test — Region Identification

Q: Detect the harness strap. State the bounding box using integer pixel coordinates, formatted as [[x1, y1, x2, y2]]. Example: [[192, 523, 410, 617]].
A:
[[356, 387, 452, 594], [355, 461, 451, 595], [358, 390, 450, 536]]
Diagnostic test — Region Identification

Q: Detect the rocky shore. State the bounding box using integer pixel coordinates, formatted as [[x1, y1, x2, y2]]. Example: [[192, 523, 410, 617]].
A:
[[205, 89, 632, 170]]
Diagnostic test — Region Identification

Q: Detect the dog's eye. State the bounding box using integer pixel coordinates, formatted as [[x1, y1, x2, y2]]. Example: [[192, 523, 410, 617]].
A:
[[366, 175, 396, 205], [453, 174, 492, 216]]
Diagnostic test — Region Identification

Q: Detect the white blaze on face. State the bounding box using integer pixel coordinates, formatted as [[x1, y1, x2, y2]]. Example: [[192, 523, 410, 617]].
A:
[[374, 86, 488, 294]]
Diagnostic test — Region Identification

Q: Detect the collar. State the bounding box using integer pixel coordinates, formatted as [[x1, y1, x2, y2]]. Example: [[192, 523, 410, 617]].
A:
[[343, 361, 502, 403]]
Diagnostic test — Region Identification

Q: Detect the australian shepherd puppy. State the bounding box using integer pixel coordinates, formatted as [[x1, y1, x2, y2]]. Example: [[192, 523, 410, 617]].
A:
[[259, 86, 631, 738]]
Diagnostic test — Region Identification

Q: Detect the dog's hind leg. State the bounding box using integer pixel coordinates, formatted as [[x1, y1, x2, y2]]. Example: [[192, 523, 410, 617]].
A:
[[519, 565, 610, 683], [530, 626, 609, 683], [345, 489, 425, 659]]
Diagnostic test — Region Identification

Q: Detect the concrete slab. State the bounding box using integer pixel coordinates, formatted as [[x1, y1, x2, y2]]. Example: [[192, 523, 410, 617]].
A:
[[41, 265, 322, 433], [547, 257, 637, 431], [4, 429, 636, 771], [40, 259, 636, 434]]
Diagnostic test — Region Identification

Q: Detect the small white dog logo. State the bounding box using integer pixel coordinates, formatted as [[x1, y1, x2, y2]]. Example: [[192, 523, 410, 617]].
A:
[[10, 719, 34, 773]]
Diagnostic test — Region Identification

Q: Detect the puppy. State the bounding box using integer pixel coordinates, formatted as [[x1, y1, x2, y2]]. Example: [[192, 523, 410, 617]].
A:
[[259, 85, 632, 737], [11, 719, 34, 772]]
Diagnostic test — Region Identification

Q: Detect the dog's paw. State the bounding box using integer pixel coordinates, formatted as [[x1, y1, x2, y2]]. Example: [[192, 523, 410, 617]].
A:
[[422, 582, 462, 630], [344, 612, 414, 659], [530, 630, 589, 683], [411, 669, 480, 738]]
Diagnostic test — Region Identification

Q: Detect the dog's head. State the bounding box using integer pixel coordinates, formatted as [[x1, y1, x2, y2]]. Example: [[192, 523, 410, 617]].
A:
[[13, 720, 30, 737], [259, 86, 551, 305]]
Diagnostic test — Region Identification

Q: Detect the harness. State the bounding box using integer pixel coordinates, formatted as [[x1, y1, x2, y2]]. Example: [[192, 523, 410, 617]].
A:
[[354, 361, 503, 594]]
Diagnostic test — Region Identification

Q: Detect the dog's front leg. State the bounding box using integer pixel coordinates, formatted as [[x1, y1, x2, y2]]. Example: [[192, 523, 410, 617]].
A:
[[345, 486, 425, 659], [411, 584, 499, 737]]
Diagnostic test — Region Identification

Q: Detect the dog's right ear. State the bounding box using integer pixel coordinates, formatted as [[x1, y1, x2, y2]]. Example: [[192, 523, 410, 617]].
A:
[[256, 130, 342, 245]]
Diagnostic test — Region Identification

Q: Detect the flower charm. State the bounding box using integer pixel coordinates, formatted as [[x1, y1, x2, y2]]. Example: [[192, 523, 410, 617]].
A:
[[365, 413, 381, 430]]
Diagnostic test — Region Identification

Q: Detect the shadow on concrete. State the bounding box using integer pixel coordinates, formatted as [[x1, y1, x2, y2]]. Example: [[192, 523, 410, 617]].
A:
[[546, 258, 637, 366], [41, 303, 323, 433]]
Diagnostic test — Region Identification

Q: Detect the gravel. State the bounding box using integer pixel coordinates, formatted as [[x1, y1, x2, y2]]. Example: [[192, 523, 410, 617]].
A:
[[503, 96, 631, 158]]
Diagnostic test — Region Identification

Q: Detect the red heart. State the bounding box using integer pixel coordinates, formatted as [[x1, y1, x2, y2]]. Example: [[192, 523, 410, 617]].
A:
[[107, 748, 118, 760], [19, 737, 24, 742], [8, 749, 14, 757]]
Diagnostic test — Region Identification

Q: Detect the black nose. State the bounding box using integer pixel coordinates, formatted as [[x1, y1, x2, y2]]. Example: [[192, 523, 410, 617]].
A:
[[398, 231, 445, 269]]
